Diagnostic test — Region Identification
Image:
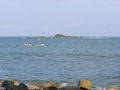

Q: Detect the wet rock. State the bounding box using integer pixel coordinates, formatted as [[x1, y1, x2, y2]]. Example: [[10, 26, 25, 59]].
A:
[[48, 86, 58, 90], [43, 86, 58, 90], [80, 87, 89, 90], [78, 80, 92, 90], [107, 86, 120, 90], [1, 80, 17, 90], [18, 83, 28, 90]]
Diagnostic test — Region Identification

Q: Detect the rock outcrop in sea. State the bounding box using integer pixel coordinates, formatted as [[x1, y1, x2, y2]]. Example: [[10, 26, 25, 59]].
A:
[[54, 34, 77, 38]]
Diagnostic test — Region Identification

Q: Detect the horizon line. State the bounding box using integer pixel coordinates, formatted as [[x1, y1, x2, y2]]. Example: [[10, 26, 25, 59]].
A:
[[0, 35, 120, 37]]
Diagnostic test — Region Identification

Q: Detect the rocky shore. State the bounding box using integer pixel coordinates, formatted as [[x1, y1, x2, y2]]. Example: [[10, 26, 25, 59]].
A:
[[0, 80, 120, 90]]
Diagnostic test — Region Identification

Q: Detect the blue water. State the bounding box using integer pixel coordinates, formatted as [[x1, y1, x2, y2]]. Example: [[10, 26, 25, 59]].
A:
[[0, 37, 120, 88]]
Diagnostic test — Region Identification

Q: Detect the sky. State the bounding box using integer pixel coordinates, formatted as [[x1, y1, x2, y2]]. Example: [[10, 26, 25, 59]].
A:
[[0, 0, 120, 36]]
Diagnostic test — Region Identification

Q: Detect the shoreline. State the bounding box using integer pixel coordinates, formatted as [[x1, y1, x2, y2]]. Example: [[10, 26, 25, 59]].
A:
[[0, 80, 120, 90]]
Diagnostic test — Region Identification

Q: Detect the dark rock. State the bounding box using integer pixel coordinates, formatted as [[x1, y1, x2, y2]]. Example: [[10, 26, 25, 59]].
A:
[[43, 86, 58, 90], [59, 86, 80, 90], [18, 83, 28, 90], [49, 86, 58, 90], [80, 87, 89, 90], [77, 80, 80, 86], [1, 80, 16, 90]]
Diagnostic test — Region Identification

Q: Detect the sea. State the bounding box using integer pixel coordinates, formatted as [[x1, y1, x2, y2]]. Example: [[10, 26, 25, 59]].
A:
[[0, 37, 120, 88]]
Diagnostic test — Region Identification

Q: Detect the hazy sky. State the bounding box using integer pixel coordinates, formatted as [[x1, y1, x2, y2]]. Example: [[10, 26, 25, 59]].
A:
[[0, 0, 120, 36]]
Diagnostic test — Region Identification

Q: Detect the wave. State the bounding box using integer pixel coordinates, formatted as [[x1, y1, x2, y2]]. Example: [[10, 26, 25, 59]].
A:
[[65, 53, 120, 58], [1, 52, 120, 59]]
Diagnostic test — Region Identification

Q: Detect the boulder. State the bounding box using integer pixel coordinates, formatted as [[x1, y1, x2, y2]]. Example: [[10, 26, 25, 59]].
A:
[[35, 83, 45, 90], [1, 80, 17, 90], [78, 80, 92, 90], [46, 82, 54, 87], [43, 86, 58, 90], [45, 82, 61, 88], [35, 83, 44, 88], [107, 86, 120, 90], [18, 83, 29, 90], [27, 85, 39, 90], [0, 81, 3, 85]]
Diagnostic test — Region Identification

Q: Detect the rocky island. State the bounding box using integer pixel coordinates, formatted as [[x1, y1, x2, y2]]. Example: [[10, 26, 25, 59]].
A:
[[54, 34, 80, 38]]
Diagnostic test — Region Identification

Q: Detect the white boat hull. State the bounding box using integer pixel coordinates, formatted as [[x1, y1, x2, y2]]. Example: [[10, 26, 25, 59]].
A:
[[24, 43, 45, 47]]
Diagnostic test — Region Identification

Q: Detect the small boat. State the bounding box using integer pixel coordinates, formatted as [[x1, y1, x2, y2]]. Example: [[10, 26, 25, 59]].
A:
[[24, 41, 45, 47]]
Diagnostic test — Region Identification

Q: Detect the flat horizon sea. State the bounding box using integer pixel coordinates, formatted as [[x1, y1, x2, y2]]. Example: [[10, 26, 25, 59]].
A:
[[0, 37, 120, 88]]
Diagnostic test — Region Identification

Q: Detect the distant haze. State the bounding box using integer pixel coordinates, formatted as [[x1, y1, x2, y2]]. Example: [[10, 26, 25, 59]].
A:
[[0, 0, 120, 36]]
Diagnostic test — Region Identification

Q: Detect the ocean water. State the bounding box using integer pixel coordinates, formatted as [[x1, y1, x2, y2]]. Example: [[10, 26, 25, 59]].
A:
[[0, 37, 120, 88]]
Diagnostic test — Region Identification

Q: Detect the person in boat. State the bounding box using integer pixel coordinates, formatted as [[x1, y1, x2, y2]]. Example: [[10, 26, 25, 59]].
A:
[[25, 41, 27, 43], [25, 41, 28, 44], [24, 41, 31, 46]]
